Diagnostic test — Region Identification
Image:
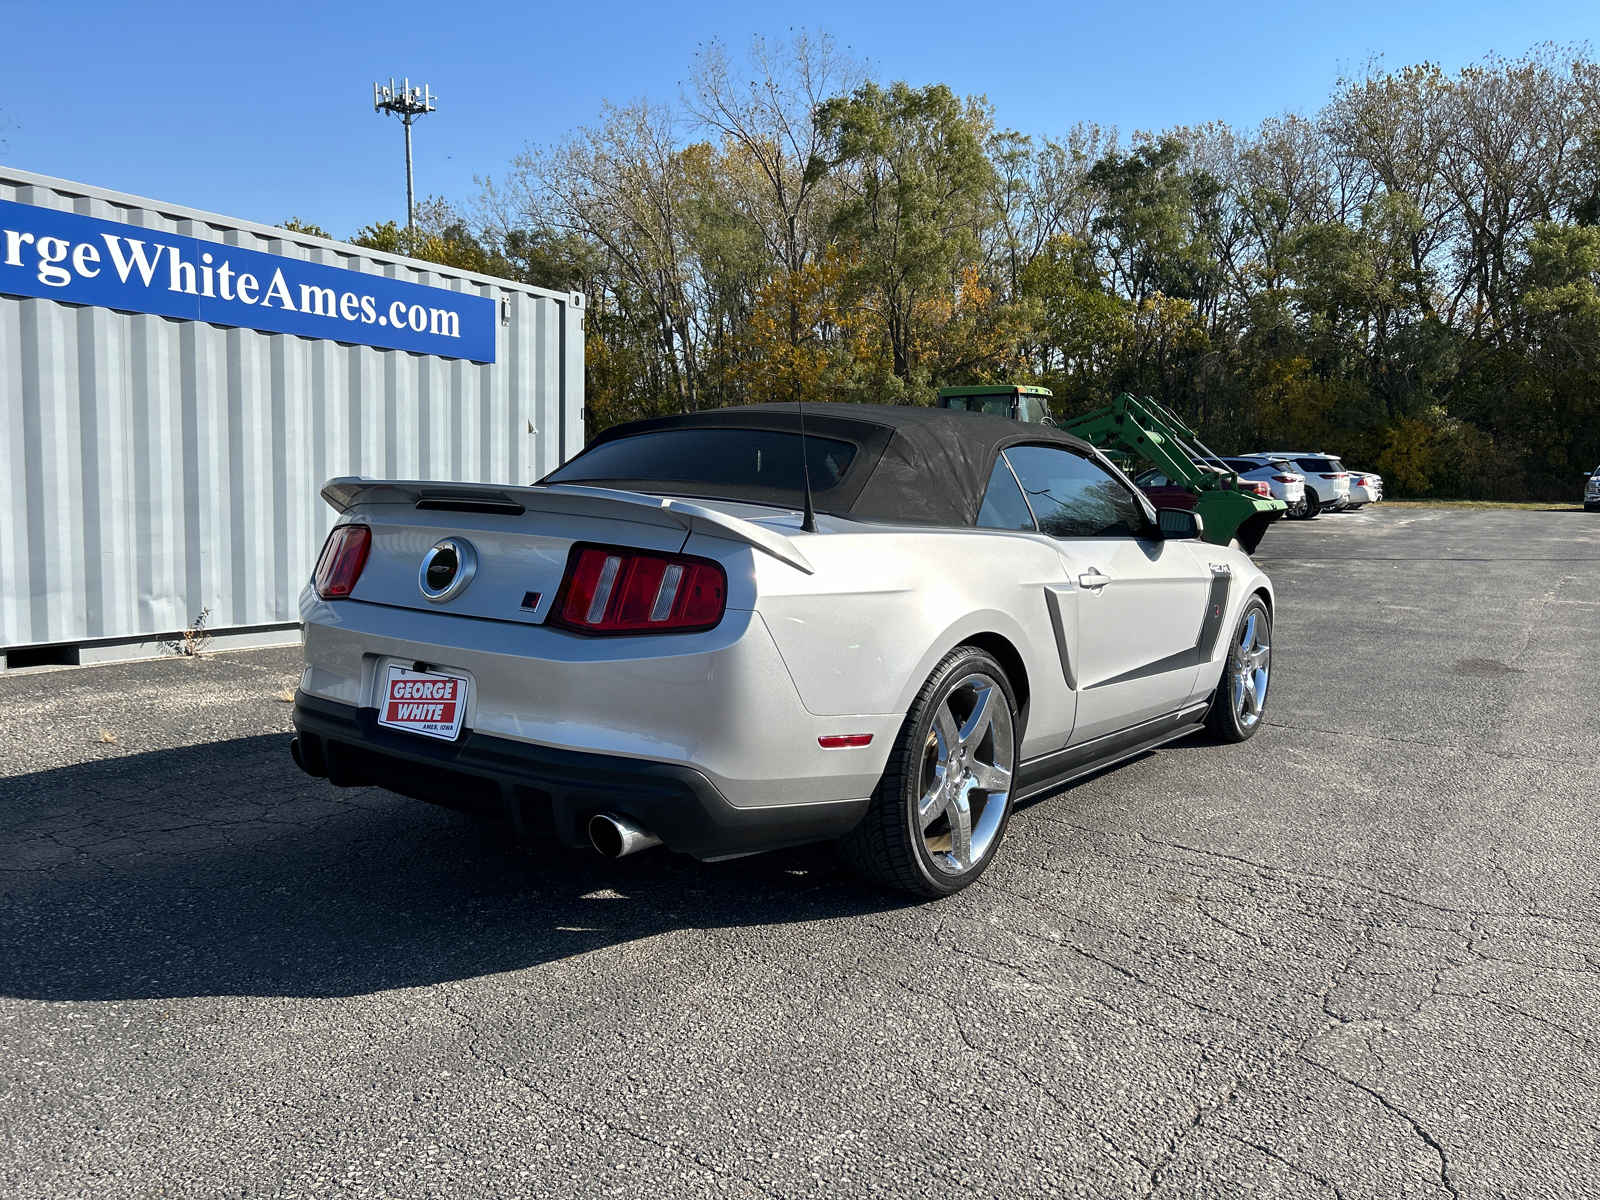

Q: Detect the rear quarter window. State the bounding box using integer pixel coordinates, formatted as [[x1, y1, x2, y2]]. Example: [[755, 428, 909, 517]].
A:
[[975, 457, 1037, 531]]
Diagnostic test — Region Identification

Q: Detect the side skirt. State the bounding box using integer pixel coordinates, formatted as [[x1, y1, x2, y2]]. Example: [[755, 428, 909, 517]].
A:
[[1014, 700, 1211, 803]]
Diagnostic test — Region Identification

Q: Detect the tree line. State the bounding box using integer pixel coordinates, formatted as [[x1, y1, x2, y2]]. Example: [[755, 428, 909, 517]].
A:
[[294, 35, 1600, 499]]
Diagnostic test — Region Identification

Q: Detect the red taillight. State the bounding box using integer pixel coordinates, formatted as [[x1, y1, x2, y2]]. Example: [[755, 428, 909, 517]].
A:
[[1272, 474, 1297, 483], [1252, 481, 1272, 497], [819, 734, 873, 748], [313, 525, 371, 600], [1320, 473, 1340, 479], [551, 544, 727, 635]]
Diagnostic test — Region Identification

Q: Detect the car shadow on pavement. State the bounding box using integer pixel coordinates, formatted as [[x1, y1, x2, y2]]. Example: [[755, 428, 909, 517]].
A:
[[1, 734, 910, 1003]]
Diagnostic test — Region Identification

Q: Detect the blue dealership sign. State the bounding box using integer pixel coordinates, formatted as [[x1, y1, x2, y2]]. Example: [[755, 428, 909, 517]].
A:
[[0, 197, 496, 362]]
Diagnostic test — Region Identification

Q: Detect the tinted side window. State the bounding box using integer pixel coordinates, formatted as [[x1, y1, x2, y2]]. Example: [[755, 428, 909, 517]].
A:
[[1003, 445, 1147, 538], [975, 457, 1036, 531], [944, 396, 1013, 417]]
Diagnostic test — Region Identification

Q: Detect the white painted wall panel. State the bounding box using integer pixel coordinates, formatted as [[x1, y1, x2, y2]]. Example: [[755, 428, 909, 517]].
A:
[[0, 168, 585, 650]]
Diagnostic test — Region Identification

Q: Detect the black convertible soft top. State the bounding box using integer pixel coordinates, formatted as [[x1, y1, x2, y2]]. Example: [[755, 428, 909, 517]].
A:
[[547, 403, 1103, 527]]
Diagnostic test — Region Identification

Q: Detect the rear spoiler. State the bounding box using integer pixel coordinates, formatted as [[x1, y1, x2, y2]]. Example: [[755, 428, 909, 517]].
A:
[[320, 478, 814, 575]]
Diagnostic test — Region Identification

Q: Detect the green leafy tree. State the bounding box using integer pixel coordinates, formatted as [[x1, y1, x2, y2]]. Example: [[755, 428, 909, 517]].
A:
[[277, 217, 333, 240], [1290, 192, 1452, 422], [448, 37, 1600, 498], [816, 82, 997, 391]]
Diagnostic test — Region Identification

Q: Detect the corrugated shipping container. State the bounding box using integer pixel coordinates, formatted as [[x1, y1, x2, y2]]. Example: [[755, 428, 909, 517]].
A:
[[0, 167, 584, 659]]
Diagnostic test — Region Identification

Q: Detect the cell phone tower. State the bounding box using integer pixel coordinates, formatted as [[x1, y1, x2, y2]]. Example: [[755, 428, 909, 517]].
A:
[[372, 79, 437, 236]]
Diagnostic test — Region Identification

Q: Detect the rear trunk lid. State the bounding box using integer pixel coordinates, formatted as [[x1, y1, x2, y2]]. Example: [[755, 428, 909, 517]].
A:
[[323, 479, 812, 626]]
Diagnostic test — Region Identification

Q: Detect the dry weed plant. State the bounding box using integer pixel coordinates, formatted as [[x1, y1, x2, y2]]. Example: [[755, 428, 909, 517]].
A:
[[98, 730, 119, 744], [166, 607, 213, 657]]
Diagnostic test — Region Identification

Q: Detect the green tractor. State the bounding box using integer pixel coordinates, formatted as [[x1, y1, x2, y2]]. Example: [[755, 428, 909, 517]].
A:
[[934, 386, 1285, 553]]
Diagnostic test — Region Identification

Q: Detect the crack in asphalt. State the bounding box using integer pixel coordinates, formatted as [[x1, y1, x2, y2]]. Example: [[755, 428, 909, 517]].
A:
[[1259, 718, 1596, 769], [5, 509, 1600, 1198], [1299, 1056, 1460, 1199], [1220, 1129, 1348, 1199], [1120, 830, 1600, 931]]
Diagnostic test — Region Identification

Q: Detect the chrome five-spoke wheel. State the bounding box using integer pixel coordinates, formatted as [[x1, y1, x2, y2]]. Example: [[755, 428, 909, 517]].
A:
[[841, 646, 1020, 897], [918, 672, 1015, 876], [1231, 609, 1270, 729], [1207, 596, 1272, 743]]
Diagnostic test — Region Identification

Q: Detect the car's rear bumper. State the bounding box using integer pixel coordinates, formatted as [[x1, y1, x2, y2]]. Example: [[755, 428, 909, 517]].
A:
[[290, 692, 869, 859], [297, 593, 897, 808]]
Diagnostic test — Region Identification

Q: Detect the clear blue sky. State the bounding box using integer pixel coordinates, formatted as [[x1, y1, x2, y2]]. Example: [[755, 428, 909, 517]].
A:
[[1, 1, 1594, 238]]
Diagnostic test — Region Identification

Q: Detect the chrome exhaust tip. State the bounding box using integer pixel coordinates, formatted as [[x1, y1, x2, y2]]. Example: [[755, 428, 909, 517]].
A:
[[588, 812, 662, 858]]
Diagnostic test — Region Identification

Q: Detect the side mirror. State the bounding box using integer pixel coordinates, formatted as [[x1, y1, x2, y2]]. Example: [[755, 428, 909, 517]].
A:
[[1158, 508, 1203, 540]]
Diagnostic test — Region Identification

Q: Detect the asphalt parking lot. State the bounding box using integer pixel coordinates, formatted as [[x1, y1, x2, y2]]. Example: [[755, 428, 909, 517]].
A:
[[3, 506, 1598, 1199]]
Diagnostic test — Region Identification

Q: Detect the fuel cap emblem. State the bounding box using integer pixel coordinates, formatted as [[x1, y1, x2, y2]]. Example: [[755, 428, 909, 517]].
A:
[[419, 538, 478, 603]]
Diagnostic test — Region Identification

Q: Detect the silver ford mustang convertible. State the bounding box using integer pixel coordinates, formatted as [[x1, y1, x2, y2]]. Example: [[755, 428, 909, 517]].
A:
[[290, 405, 1274, 897]]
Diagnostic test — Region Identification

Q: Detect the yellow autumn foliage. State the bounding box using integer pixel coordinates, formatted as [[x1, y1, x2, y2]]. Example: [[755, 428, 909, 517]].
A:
[[732, 249, 868, 405]]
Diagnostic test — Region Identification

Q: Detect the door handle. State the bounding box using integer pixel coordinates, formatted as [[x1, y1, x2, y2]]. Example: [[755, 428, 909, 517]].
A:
[[1078, 571, 1111, 590]]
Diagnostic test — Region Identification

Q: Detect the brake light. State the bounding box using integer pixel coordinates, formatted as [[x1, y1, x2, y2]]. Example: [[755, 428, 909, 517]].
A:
[[551, 544, 727, 634], [1272, 474, 1297, 483], [313, 525, 371, 599], [1320, 473, 1340, 479], [1251, 481, 1272, 497]]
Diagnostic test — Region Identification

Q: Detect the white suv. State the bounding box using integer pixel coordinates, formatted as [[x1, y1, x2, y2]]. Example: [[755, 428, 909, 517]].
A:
[[1585, 465, 1599, 512], [1246, 452, 1350, 516], [1219, 458, 1308, 518]]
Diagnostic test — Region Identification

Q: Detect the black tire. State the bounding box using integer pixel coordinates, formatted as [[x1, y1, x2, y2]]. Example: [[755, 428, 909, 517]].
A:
[[1205, 596, 1272, 743], [839, 646, 1019, 898], [1304, 489, 1322, 518]]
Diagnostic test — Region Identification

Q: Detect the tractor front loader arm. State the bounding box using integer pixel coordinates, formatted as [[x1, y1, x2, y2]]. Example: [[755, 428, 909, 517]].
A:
[[1059, 394, 1286, 552]]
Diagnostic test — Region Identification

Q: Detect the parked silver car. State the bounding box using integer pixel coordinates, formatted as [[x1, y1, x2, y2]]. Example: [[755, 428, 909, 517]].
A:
[[290, 406, 1275, 897], [1346, 470, 1384, 508]]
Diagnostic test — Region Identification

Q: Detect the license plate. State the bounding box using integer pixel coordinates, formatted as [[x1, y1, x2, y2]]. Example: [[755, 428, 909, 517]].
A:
[[377, 665, 469, 741]]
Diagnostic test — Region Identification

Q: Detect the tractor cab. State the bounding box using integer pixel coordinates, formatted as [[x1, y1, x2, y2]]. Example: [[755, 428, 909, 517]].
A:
[[936, 385, 1054, 424]]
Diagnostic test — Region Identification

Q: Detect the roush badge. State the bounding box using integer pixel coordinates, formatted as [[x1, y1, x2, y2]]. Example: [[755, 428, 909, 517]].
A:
[[419, 537, 477, 602], [377, 665, 469, 741]]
